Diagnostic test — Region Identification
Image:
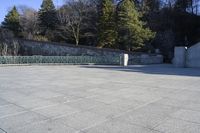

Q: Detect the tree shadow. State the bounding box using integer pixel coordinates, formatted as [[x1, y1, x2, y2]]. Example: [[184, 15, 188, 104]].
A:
[[80, 64, 200, 77]]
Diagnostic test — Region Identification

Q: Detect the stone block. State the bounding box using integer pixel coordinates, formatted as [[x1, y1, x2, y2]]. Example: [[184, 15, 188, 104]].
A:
[[173, 47, 187, 67], [186, 42, 200, 68]]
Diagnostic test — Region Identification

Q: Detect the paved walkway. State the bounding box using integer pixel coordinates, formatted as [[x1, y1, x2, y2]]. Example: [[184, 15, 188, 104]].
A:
[[0, 64, 200, 133]]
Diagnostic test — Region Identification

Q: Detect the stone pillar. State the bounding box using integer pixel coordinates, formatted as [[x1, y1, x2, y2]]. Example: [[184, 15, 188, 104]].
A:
[[120, 54, 129, 66], [173, 47, 187, 67]]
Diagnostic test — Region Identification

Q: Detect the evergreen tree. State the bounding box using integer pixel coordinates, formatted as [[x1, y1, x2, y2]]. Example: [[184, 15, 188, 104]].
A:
[[116, 0, 155, 51], [98, 0, 117, 48], [1, 6, 21, 37], [38, 0, 57, 34]]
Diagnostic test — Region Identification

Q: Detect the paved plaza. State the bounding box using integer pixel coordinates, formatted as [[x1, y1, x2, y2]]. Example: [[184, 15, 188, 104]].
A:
[[0, 64, 200, 133]]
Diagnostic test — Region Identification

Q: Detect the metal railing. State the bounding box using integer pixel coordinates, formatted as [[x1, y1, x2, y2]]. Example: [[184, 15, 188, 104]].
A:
[[0, 56, 120, 65]]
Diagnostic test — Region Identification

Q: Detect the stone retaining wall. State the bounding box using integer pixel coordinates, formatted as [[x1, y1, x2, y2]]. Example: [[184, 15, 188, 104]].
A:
[[18, 39, 163, 65]]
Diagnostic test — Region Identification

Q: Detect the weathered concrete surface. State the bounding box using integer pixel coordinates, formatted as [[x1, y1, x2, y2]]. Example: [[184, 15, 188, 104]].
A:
[[0, 64, 200, 133], [173, 43, 200, 68], [186, 43, 200, 68], [173, 47, 187, 67]]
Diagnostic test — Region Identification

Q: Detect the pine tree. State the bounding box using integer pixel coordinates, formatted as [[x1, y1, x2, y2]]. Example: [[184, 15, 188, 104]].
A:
[[116, 0, 155, 51], [98, 0, 117, 48], [1, 6, 21, 37], [38, 0, 57, 34]]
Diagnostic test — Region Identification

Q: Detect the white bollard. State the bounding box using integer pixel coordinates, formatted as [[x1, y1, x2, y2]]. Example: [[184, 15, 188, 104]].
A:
[[120, 54, 129, 66]]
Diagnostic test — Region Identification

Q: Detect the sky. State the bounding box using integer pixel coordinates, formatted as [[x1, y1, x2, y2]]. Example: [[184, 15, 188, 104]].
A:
[[0, 0, 64, 23]]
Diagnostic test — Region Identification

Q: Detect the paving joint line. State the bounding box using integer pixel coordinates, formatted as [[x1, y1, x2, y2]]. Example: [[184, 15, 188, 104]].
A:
[[78, 98, 163, 132], [0, 128, 7, 133]]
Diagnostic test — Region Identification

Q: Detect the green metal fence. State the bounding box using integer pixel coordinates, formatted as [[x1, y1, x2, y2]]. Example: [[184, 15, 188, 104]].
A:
[[0, 56, 120, 65]]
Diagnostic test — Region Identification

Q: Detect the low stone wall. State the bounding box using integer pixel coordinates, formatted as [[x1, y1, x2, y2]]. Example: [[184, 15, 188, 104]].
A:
[[128, 54, 163, 65], [140, 54, 164, 65], [18, 39, 163, 65]]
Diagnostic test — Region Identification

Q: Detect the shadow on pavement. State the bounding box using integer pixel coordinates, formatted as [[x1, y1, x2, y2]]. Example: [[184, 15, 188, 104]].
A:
[[80, 64, 200, 77]]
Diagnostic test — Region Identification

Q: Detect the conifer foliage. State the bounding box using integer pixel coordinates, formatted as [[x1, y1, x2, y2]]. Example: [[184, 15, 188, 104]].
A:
[[116, 0, 155, 51], [98, 0, 117, 48], [38, 0, 58, 34], [1, 6, 21, 37]]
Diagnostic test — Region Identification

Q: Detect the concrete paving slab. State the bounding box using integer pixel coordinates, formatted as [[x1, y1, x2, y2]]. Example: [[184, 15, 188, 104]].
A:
[[155, 97, 200, 112], [0, 64, 200, 133], [154, 118, 200, 133], [115, 103, 179, 129], [16, 98, 57, 110], [33, 103, 79, 118], [12, 120, 78, 133], [170, 109, 200, 124], [0, 128, 6, 133], [55, 111, 106, 131], [47, 95, 83, 104], [31, 91, 63, 99], [165, 90, 200, 104], [0, 98, 10, 107], [87, 104, 129, 119], [107, 98, 143, 111], [0, 104, 26, 118], [61, 90, 98, 98], [90, 94, 120, 104], [154, 97, 185, 108], [82, 120, 159, 133], [0, 91, 30, 103], [66, 98, 107, 111], [0, 112, 47, 132]]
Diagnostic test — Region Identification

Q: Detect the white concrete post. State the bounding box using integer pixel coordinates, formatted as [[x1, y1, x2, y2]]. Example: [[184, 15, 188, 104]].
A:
[[120, 54, 129, 66], [173, 47, 187, 67]]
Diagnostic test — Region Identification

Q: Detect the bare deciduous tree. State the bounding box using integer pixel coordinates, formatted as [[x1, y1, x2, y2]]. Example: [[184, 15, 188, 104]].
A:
[[1, 43, 8, 56], [13, 40, 19, 56], [18, 6, 38, 39], [57, 0, 90, 45], [0, 28, 20, 56]]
